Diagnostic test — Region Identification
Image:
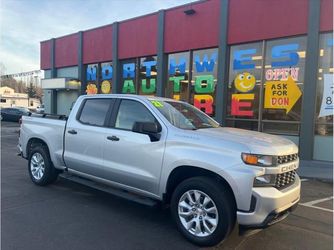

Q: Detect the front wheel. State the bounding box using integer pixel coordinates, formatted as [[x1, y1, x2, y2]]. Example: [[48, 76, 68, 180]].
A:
[[28, 145, 58, 186], [171, 177, 236, 246]]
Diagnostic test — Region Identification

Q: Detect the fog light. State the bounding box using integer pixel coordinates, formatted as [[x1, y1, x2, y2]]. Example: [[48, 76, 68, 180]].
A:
[[254, 174, 276, 187]]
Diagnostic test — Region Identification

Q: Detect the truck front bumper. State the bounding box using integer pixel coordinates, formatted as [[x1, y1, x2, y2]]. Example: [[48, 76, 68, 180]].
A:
[[237, 175, 301, 228]]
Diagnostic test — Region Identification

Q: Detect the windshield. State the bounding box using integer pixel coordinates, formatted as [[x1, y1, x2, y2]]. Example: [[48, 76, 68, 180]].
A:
[[150, 100, 220, 130]]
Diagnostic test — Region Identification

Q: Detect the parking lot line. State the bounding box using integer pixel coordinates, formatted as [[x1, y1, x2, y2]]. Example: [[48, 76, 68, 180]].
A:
[[300, 179, 308, 182], [299, 204, 333, 213], [301, 196, 333, 206], [300, 196, 333, 213]]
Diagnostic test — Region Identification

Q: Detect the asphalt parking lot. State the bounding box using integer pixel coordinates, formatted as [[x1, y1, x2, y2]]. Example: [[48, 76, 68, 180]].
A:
[[1, 121, 333, 250]]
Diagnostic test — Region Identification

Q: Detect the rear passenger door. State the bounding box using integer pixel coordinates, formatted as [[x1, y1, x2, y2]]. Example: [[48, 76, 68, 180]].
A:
[[102, 99, 166, 195], [64, 98, 115, 178]]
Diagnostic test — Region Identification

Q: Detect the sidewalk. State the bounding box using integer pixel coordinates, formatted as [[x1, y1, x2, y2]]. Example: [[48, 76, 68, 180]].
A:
[[298, 160, 333, 182]]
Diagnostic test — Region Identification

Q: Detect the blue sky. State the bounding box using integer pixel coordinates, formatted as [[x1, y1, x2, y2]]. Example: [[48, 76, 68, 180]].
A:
[[0, 0, 194, 75]]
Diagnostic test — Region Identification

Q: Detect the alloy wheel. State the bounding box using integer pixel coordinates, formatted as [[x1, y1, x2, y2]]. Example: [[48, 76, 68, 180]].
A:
[[30, 152, 45, 180], [178, 190, 219, 237]]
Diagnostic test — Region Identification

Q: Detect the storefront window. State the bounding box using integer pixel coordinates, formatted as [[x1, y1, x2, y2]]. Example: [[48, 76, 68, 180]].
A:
[[85, 64, 98, 94], [139, 56, 157, 96], [191, 48, 218, 116], [313, 32, 333, 161], [227, 42, 263, 129], [100, 62, 112, 94], [121, 59, 138, 94], [226, 36, 307, 135], [166, 52, 190, 102], [315, 33, 333, 135], [262, 37, 306, 128], [84, 62, 113, 95]]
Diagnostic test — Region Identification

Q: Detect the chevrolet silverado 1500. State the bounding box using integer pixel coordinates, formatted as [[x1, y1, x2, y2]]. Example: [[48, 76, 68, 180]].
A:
[[18, 94, 300, 246]]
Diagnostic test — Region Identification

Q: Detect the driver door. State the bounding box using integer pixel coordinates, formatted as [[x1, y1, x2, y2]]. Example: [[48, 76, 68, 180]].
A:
[[102, 99, 165, 195]]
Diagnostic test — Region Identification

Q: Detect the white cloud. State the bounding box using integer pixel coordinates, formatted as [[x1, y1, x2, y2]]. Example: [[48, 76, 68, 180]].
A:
[[0, 0, 194, 75]]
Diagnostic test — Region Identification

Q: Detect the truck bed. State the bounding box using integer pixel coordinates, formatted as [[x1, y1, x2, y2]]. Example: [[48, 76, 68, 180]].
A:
[[20, 115, 67, 168]]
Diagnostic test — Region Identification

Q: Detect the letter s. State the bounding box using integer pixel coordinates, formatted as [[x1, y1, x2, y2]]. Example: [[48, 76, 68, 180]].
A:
[[271, 43, 299, 67]]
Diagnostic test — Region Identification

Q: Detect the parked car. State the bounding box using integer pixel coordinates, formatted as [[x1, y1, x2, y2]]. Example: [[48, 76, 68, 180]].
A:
[[18, 95, 300, 246], [1, 107, 30, 122], [36, 104, 45, 114]]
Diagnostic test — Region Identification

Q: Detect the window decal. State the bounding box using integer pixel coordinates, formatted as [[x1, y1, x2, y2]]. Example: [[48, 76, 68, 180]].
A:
[[86, 83, 98, 95], [264, 76, 302, 114]]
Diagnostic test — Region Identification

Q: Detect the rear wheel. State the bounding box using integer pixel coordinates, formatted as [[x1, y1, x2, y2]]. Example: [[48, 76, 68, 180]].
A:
[[171, 176, 236, 246], [28, 145, 58, 186]]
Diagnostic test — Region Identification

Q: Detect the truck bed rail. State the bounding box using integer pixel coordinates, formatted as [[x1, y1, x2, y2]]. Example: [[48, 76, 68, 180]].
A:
[[26, 112, 68, 120]]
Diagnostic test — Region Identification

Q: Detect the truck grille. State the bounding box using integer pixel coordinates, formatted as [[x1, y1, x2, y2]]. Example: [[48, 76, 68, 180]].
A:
[[277, 153, 298, 165], [275, 170, 296, 190]]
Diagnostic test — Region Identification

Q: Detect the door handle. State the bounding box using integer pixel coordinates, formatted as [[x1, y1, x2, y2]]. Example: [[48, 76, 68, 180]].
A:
[[107, 135, 120, 141], [68, 129, 77, 135]]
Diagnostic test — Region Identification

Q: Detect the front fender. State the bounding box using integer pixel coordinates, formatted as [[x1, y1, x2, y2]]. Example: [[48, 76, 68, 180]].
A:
[[159, 141, 264, 211]]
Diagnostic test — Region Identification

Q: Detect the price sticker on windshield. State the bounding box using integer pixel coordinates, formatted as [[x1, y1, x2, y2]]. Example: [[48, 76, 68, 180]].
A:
[[151, 100, 164, 108]]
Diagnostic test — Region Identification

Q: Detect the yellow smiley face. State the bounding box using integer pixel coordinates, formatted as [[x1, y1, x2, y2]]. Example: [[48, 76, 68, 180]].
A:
[[234, 72, 256, 93], [101, 80, 111, 94]]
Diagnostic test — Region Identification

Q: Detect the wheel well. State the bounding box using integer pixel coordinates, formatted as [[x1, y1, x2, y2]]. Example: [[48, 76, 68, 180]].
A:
[[164, 166, 236, 207], [26, 138, 49, 157]]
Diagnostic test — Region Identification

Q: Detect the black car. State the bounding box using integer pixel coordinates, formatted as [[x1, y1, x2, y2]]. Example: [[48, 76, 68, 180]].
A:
[[0, 107, 30, 122]]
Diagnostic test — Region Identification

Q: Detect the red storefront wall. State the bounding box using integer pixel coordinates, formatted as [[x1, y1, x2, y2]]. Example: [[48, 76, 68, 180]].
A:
[[164, 0, 220, 53], [55, 34, 78, 68], [228, 0, 309, 44], [118, 14, 158, 59], [40, 0, 333, 69], [40, 41, 51, 70], [320, 0, 333, 32], [83, 25, 113, 64]]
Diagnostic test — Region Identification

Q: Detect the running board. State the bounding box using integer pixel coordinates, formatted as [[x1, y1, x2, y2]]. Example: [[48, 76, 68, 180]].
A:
[[59, 173, 159, 207]]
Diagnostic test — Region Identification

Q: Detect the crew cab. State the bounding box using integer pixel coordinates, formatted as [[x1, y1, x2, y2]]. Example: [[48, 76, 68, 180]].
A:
[[18, 94, 301, 246]]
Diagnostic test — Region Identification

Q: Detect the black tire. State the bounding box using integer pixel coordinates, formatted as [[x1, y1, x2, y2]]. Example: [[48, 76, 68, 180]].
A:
[[171, 176, 236, 246], [28, 145, 58, 186]]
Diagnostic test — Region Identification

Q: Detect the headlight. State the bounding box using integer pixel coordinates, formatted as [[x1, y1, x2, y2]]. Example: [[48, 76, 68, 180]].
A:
[[241, 153, 276, 167], [254, 174, 276, 187]]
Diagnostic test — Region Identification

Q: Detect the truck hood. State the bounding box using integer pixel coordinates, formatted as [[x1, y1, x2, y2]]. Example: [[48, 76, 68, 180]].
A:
[[194, 127, 298, 155]]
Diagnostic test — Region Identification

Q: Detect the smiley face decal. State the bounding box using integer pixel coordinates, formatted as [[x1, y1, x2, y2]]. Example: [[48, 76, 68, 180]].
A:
[[234, 72, 256, 93], [101, 80, 111, 94]]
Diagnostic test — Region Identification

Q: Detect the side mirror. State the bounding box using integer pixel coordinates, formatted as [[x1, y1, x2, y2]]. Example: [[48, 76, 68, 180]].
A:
[[132, 121, 161, 134]]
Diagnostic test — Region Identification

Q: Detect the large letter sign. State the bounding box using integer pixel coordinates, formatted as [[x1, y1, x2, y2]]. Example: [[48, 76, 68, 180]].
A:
[[231, 94, 254, 117], [141, 79, 156, 94], [169, 58, 187, 75], [194, 53, 217, 72], [194, 95, 214, 115], [140, 60, 157, 94], [192, 52, 217, 116], [122, 63, 136, 94], [86, 66, 97, 81], [271, 44, 299, 67], [101, 64, 112, 80], [194, 75, 215, 115], [233, 49, 256, 70]]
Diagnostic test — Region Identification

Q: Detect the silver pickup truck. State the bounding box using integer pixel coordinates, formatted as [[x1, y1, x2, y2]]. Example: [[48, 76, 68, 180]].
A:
[[18, 94, 300, 246]]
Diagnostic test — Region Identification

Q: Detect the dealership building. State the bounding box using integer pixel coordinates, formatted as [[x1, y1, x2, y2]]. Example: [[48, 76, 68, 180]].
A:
[[40, 0, 333, 164]]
